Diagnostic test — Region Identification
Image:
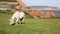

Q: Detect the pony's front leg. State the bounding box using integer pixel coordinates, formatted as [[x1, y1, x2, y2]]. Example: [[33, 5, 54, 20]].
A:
[[16, 18, 19, 25]]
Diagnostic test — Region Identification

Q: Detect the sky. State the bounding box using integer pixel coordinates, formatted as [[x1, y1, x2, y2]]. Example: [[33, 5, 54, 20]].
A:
[[22, 0, 60, 7]]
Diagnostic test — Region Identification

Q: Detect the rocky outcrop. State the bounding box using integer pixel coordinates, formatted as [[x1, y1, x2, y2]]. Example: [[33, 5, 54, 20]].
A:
[[28, 10, 55, 18], [16, 0, 26, 9], [45, 12, 55, 18]]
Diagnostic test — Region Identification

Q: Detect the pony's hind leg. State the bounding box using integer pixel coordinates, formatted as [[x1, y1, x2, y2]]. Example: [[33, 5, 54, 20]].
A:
[[20, 17, 25, 24]]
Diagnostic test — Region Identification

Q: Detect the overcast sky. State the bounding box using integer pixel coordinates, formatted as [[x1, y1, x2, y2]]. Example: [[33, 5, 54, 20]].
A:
[[22, 0, 60, 7]]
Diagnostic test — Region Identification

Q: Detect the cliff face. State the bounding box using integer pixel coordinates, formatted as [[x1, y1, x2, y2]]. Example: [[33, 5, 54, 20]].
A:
[[28, 10, 55, 18], [16, 0, 26, 9], [45, 12, 55, 18]]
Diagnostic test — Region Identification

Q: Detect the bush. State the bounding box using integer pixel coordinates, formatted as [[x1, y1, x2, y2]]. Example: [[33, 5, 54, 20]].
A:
[[0, 10, 12, 14]]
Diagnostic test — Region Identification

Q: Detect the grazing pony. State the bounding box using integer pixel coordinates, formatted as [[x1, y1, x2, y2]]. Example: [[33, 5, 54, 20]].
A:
[[10, 10, 25, 25]]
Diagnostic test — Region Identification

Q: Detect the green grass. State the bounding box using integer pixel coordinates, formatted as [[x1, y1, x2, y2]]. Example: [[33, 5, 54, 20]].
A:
[[0, 13, 60, 34]]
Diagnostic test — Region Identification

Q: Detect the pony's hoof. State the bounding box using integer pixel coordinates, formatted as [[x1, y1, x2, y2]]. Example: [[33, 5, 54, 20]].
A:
[[21, 22, 23, 24], [21, 22, 25, 24]]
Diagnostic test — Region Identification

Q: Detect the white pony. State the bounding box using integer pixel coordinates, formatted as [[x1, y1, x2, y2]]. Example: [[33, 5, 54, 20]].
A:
[[10, 10, 25, 25]]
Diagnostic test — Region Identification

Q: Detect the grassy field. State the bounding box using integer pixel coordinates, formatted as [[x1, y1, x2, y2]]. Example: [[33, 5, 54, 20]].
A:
[[0, 13, 60, 34]]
